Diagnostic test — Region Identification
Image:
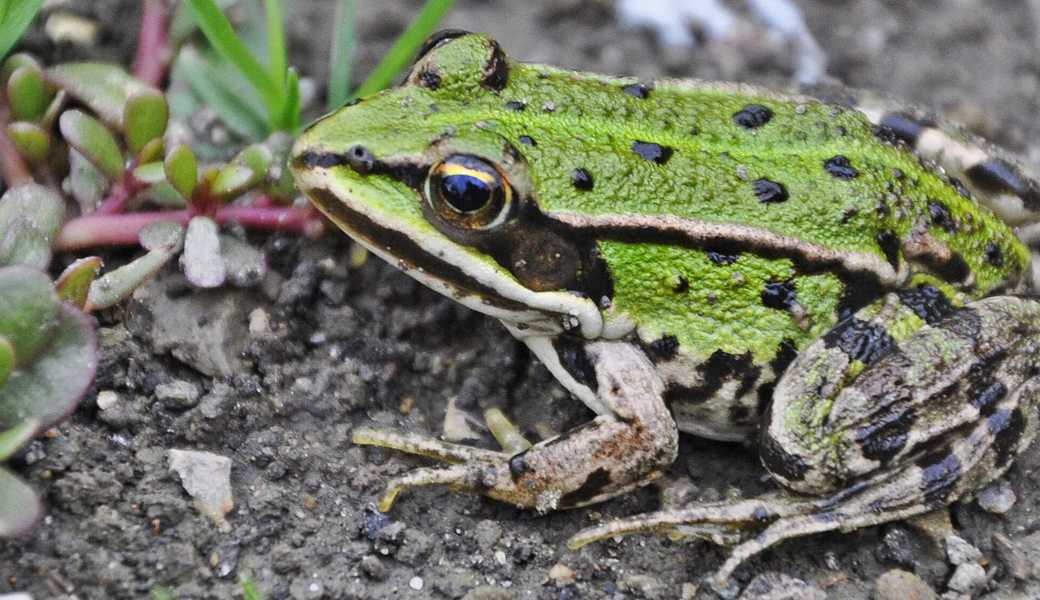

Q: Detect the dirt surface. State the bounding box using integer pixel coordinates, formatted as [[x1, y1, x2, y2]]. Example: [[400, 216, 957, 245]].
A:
[[4, 1, 1040, 598]]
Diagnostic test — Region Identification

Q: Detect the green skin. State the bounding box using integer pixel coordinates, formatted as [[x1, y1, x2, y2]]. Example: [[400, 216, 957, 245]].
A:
[[291, 32, 1040, 586]]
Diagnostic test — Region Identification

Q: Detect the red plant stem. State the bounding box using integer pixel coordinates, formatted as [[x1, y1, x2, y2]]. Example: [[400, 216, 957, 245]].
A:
[[133, 0, 171, 87], [93, 177, 141, 215], [0, 107, 33, 187], [55, 205, 324, 251]]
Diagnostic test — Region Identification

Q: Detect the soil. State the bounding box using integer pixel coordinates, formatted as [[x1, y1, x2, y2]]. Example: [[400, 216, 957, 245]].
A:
[[4, 1, 1040, 598]]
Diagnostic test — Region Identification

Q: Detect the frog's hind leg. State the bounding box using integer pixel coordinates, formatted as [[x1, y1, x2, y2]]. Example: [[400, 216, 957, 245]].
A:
[[569, 293, 1040, 587]]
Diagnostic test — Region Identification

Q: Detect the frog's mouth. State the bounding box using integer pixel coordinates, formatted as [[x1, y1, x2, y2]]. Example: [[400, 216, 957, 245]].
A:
[[293, 161, 604, 340]]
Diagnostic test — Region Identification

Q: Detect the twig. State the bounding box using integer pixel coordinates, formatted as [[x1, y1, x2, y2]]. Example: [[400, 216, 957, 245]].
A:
[[133, 0, 171, 87], [55, 204, 324, 251]]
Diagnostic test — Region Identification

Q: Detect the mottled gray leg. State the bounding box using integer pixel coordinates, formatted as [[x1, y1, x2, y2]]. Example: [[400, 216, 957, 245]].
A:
[[353, 340, 678, 513], [568, 296, 1040, 586]]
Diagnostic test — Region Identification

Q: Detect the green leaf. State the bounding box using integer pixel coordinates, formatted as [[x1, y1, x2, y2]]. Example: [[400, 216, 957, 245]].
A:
[[85, 244, 178, 312], [6, 121, 49, 163], [0, 418, 38, 461], [0, 466, 41, 537], [136, 136, 165, 165], [220, 234, 266, 287], [327, 0, 355, 110], [353, 0, 456, 99], [1, 53, 40, 88], [59, 109, 124, 181], [123, 89, 168, 155], [281, 67, 300, 133], [0, 0, 43, 63], [132, 161, 166, 184], [46, 63, 154, 127], [0, 266, 96, 431], [210, 164, 258, 199], [187, 0, 281, 128], [0, 336, 13, 388], [7, 64, 47, 121], [55, 256, 103, 309], [0, 183, 64, 269], [264, 0, 286, 92], [164, 144, 198, 201]]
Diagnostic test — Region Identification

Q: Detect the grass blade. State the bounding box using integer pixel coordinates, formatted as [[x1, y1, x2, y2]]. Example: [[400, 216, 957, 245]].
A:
[[0, 0, 43, 62], [175, 47, 269, 140], [263, 0, 286, 91], [327, 0, 355, 109], [187, 0, 280, 122], [353, 0, 455, 99]]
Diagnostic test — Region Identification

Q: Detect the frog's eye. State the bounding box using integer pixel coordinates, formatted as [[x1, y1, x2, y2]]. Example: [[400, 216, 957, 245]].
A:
[[425, 155, 514, 230]]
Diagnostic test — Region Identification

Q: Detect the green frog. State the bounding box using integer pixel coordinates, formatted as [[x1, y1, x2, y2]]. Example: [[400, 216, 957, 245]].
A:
[[290, 31, 1040, 585]]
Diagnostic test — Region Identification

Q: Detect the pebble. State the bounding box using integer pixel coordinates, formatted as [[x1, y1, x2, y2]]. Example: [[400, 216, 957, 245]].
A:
[[873, 569, 937, 600], [248, 308, 271, 335], [977, 480, 1016, 514], [992, 533, 1032, 580], [548, 563, 576, 586], [360, 555, 387, 581], [155, 380, 201, 409], [96, 390, 119, 411], [944, 535, 982, 566], [409, 576, 424, 591], [737, 572, 826, 600], [167, 449, 233, 531], [946, 562, 986, 595]]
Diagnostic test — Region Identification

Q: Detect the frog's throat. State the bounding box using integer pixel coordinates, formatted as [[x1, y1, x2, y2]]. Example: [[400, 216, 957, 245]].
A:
[[299, 180, 604, 340]]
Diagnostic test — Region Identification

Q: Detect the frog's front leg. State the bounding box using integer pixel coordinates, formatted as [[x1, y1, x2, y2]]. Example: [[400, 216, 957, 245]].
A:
[[353, 340, 679, 513], [571, 292, 1040, 587]]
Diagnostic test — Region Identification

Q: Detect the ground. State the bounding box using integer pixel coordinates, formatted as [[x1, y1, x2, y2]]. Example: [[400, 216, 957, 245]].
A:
[[3, 1, 1040, 598]]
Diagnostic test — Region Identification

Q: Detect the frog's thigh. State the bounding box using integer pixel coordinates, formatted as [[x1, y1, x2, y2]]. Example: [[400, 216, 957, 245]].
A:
[[764, 294, 1040, 501], [356, 340, 679, 513]]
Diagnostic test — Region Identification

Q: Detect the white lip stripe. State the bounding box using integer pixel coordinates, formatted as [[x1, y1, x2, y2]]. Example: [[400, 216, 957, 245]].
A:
[[549, 212, 902, 285]]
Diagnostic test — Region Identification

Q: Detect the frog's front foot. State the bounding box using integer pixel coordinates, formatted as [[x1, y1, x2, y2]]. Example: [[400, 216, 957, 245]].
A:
[[354, 341, 680, 514]]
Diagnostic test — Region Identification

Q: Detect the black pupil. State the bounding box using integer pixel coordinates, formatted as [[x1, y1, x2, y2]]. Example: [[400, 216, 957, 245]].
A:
[[440, 174, 491, 212]]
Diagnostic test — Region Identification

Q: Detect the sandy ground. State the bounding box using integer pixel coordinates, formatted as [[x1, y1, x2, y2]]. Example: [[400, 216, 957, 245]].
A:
[[4, 1, 1040, 598]]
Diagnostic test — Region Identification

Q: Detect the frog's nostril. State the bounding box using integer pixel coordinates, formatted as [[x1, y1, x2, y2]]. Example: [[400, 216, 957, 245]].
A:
[[347, 145, 376, 174]]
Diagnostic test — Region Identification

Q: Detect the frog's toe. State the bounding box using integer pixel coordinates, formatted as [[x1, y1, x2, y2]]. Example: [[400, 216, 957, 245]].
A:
[[352, 426, 504, 464], [377, 463, 488, 511]]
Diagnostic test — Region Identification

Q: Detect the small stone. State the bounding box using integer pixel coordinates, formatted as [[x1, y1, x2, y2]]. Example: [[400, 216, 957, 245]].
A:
[[620, 574, 669, 600], [155, 380, 201, 409], [681, 582, 699, 599], [249, 308, 271, 335], [548, 563, 576, 586], [977, 480, 1016, 514], [944, 535, 982, 566], [168, 449, 233, 531], [461, 586, 513, 600], [473, 519, 503, 550], [946, 562, 986, 595], [360, 555, 387, 581], [409, 576, 424, 591], [96, 390, 119, 410], [737, 572, 826, 600], [873, 569, 937, 600], [992, 533, 1032, 580]]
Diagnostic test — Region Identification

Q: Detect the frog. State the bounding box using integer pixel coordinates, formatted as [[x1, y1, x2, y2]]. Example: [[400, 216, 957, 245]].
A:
[[290, 30, 1040, 585]]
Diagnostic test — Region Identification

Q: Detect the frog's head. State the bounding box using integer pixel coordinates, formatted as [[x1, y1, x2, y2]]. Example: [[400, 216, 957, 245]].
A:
[[291, 32, 607, 338]]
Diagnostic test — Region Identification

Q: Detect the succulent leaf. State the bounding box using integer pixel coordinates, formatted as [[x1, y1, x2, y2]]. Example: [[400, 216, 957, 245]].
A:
[[0, 267, 97, 431], [46, 63, 155, 127], [123, 89, 169, 155], [7, 65, 48, 122], [0, 184, 64, 269], [59, 110, 124, 181], [55, 257, 103, 309], [164, 144, 198, 201], [6, 121, 50, 163]]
